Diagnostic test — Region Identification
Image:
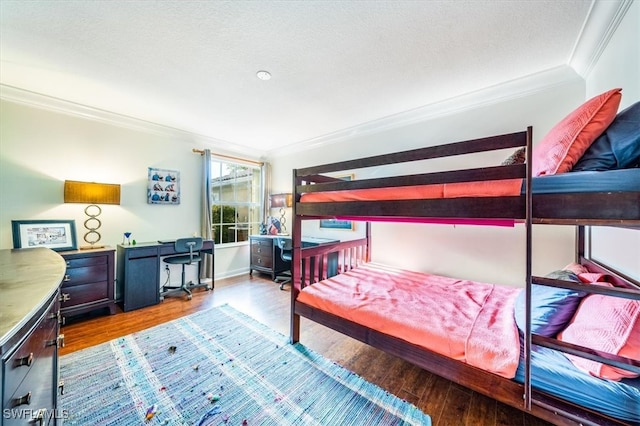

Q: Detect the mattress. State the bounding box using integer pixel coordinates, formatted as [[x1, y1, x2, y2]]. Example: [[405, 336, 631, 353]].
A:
[[296, 263, 521, 378], [300, 169, 640, 203], [526, 168, 640, 194], [514, 340, 640, 423]]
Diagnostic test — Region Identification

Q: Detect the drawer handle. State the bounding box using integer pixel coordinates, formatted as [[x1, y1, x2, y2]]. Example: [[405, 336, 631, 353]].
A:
[[257, 259, 261, 264], [63, 274, 71, 282], [15, 352, 33, 367], [13, 392, 31, 407], [257, 248, 261, 253], [59, 293, 71, 302], [48, 310, 61, 322]]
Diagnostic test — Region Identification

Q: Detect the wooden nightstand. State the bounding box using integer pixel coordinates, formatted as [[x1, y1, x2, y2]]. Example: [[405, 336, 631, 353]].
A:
[[59, 247, 116, 322], [249, 235, 289, 280]]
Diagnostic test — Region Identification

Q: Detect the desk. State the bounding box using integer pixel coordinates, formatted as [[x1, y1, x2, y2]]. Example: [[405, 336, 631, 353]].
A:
[[116, 240, 214, 312], [249, 235, 338, 280]]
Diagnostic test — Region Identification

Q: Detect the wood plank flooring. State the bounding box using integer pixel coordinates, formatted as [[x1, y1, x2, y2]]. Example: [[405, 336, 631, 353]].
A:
[[60, 274, 553, 426]]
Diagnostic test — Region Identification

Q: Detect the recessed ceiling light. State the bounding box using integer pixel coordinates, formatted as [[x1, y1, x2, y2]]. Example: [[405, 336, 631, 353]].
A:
[[256, 70, 271, 81]]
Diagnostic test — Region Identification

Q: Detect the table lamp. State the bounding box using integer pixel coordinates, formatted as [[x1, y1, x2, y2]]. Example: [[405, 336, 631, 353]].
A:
[[269, 193, 293, 234], [64, 180, 121, 249]]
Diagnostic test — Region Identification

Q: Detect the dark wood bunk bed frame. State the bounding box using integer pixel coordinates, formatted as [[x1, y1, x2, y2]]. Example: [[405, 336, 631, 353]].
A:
[[289, 127, 640, 426]]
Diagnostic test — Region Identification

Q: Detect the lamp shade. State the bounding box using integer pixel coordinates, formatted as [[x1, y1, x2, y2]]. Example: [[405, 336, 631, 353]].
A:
[[64, 180, 121, 205], [270, 193, 292, 208]]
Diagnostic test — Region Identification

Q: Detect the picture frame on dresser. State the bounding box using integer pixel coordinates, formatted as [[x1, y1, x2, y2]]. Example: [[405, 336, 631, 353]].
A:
[[11, 219, 78, 251]]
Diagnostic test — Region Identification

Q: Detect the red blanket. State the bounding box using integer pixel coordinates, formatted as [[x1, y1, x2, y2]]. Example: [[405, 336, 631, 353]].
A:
[[297, 263, 521, 378]]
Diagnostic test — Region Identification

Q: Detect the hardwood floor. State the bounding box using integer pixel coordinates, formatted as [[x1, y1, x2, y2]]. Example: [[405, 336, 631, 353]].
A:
[[60, 274, 552, 426]]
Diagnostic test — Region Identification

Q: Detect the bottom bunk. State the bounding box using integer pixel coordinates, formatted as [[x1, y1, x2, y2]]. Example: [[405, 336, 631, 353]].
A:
[[290, 238, 640, 426]]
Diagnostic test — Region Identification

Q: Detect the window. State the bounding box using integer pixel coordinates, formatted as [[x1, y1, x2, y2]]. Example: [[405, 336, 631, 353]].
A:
[[210, 159, 262, 245]]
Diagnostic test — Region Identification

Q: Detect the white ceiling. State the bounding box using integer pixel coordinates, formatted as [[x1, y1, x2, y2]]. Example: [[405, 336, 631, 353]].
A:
[[0, 1, 625, 156]]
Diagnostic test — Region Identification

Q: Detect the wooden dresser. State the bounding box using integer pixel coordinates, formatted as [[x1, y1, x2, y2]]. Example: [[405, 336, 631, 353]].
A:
[[0, 248, 65, 425], [58, 247, 116, 322], [249, 235, 289, 280]]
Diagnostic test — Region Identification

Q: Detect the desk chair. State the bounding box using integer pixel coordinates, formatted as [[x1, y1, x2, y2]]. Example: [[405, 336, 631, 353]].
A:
[[274, 237, 293, 290], [161, 237, 208, 300]]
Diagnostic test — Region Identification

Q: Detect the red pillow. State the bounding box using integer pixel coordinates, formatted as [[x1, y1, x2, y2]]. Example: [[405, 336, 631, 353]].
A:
[[532, 88, 622, 176]]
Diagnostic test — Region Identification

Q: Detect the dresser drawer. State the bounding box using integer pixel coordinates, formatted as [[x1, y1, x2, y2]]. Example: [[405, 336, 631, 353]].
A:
[[64, 254, 106, 269], [3, 306, 58, 403], [4, 337, 56, 425], [251, 254, 273, 269], [61, 281, 109, 308], [62, 264, 108, 287]]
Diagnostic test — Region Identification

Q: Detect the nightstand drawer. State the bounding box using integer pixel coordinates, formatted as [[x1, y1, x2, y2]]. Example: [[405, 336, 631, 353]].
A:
[[251, 243, 273, 257], [251, 254, 272, 268], [62, 264, 108, 286], [61, 281, 109, 307], [64, 255, 106, 269]]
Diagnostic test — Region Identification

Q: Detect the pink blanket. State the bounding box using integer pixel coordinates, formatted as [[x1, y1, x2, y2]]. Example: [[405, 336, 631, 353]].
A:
[[297, 263, 521, 378]]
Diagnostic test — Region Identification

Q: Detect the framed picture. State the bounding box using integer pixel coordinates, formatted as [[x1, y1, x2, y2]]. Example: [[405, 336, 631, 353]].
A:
[[148, 167, 180, 204], [319, 174, 354, 231], [11, 219, 77, 251], [319, 218, 354, 230]]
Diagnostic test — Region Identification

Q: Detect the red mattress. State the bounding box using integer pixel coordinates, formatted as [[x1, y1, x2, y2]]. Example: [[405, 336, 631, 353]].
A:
[[297, 263, 522, 378], [300, 179, 523, 202]]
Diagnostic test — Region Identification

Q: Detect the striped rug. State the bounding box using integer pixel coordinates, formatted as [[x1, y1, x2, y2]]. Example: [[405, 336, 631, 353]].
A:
[[59, 304, 431, 425]]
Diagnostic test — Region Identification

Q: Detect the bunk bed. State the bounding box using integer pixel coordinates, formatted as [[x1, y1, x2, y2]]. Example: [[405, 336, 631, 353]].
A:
[[289, 127, 640, 426]]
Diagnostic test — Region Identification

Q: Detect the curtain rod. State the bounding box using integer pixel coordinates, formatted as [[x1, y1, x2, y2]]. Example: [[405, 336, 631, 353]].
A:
[[192, 148, 264, 166]]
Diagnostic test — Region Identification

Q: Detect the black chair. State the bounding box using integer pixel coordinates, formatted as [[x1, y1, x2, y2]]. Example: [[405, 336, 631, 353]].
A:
[[160, 237, 208, 300], [274, 237, 293, 290]]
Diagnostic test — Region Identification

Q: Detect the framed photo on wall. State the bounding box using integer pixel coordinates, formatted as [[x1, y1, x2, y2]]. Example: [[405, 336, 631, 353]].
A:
[[319, 218, 354, 231], [11, 219, 77, 251], [319, 174, 354, 231], [148, 167, 180, 204]]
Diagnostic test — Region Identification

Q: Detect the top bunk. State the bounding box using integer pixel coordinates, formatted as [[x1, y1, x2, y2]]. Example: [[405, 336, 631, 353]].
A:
[[294, 127, 640, 227]]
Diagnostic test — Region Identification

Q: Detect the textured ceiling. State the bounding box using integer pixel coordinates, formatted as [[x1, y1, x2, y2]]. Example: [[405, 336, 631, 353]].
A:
[[0, 1, 598, 154]]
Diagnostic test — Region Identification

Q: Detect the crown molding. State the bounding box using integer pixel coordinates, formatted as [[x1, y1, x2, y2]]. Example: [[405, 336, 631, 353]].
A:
[[569, 0, 634, 78], [269, 65, 582, 157], [0, 84, 267, 159]]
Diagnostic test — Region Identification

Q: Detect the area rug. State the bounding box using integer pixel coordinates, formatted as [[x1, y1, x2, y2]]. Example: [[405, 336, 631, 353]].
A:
[[59, 304, 431, 425]]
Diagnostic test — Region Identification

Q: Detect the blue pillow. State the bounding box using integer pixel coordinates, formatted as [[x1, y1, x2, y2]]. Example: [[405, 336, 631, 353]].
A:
[[514, 270, 586, 337], [572, 101, 640, 171]]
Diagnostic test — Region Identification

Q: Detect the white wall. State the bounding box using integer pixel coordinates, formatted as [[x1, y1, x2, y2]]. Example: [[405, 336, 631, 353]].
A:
[[584, 0, 640, 280], [0, 100, 250, 280]]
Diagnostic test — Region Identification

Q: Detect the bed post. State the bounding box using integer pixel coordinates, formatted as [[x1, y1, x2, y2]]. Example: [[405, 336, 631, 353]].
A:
[[576, 225, 585, 262], [365, 222, 371, 262], [290, 168, 301, 344], [523, 126, 533, 411]]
